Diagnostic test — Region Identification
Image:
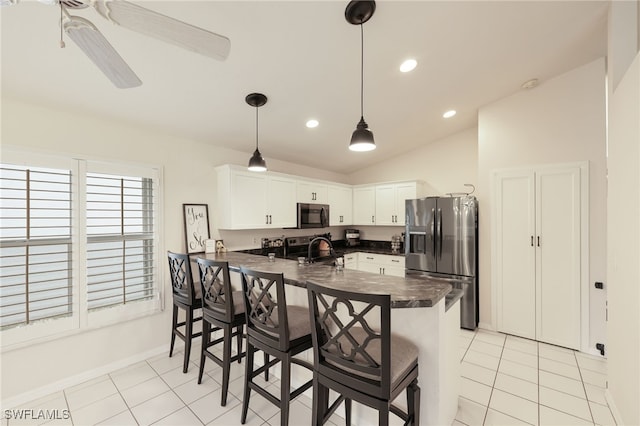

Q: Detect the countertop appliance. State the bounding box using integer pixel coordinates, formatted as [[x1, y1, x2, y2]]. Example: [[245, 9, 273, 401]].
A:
[[405, 196, 478, 329], [345, 229, 360, 247], [297, 203, 329, 229]]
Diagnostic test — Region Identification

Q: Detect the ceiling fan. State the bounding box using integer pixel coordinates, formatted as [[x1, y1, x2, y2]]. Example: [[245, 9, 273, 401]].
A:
[[5, 0, 231, 88]]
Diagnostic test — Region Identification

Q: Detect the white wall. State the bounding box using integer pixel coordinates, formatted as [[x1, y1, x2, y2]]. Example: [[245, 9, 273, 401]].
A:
[[608, 0, 639, 90], [477, 58, 608, 352], [606, 50, 640, 426], [0, 98, 348, 403], [347, 127, 478, 241], [349, 126, 478, 193]]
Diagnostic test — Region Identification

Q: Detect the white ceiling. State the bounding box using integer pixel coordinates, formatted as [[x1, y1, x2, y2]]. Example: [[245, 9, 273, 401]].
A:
[[1, 1, 609, 174]]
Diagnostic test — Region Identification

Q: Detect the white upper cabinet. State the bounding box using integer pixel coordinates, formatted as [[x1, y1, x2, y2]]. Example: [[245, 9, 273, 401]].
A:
[[216, 164, 424, 230], [375, 182, 419, 226], [328, 185, 352, 226], [216, 165, 296, 230], [355, 181, 424, 226], [353, 186, 377, 225], [296, 180, 328, 204], [268, 175, 297, 228]]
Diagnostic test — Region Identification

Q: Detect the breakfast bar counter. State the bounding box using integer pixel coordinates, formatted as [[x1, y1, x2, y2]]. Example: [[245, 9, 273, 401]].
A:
[[194, 251, 460, 425]]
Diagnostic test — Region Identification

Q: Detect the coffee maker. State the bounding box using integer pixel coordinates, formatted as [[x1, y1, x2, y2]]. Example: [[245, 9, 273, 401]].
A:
[[345, 229, 360, 247]]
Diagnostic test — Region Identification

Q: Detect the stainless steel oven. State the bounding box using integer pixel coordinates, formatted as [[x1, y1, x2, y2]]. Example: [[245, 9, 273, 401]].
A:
[[297, 203, 329, 229]]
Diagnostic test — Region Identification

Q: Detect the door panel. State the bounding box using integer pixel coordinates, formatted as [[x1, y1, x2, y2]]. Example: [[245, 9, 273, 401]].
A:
[[232, 172, 267, 228], [395, 183, 417, 226], [535, 167, 581, 349], [495, 171, 536, 339]]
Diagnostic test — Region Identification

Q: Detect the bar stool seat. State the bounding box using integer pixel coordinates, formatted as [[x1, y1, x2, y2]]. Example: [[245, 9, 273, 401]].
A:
[[307, 281, 421, 426]]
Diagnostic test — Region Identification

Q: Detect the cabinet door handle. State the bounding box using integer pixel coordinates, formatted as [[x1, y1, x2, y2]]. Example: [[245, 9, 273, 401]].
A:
[[392, 259, 399, 263], [372, 215, 375, 223], [266, 215, 269, 224], [366, 257, 374, 260], [531, 236, 534, 246], [537, 236, 540, 247]]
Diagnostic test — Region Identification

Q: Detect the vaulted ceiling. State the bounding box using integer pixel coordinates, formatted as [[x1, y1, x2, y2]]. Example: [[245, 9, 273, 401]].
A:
[[1, 1, 609, 173]]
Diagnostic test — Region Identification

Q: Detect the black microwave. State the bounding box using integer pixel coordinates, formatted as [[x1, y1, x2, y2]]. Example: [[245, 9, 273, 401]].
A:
[[297, 203, 329, 229]]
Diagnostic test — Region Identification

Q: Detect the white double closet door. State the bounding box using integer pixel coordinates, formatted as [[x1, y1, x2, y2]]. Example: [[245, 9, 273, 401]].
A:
[[494, 164, 585, 350]]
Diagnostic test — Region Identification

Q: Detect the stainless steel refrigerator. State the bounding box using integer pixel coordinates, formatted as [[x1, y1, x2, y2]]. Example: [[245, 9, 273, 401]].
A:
[[405, 196, 478, 329]]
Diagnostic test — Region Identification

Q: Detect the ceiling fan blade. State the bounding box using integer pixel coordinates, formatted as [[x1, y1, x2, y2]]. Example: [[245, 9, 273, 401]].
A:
[[64, 15, 142, 88], [92, 0, 230, 61]]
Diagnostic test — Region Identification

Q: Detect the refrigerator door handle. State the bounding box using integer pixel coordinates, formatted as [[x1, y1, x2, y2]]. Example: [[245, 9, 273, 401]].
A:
[[438, 208, 443, 259], [431, 208, 436, 255]]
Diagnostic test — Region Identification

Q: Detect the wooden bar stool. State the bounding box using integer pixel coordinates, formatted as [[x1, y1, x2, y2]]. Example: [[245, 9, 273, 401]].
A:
[[239, 267, 314, 426], [306, 281, 421, 426], [196, 258, 246, 406], [167, 251, 202, 373]]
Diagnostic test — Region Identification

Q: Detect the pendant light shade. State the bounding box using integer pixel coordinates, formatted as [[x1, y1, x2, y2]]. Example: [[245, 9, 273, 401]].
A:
[[350, 116, 375, 151], [346, 0, 376, 152], [248, 148, 267, 171], [246, 93, 268, 172]]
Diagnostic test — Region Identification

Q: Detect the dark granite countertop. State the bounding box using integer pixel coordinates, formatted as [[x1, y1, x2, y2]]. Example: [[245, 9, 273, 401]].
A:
[[194, 251, 452, 309]]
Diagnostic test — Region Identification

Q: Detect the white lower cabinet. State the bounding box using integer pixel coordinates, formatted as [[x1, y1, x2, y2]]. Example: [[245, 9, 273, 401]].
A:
[[345, 252, 405, 277], [494, 164, 585, 350], [343, 253, 358, 269]]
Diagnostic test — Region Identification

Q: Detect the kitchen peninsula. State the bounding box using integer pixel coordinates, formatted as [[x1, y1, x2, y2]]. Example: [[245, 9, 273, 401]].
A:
[[195, 251, 462, 425]]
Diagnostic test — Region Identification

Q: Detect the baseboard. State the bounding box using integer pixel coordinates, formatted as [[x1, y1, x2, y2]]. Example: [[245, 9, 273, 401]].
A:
[[605, 388, 624, 425], [1, 345, 168, 410], [478, 322, 495, 331]]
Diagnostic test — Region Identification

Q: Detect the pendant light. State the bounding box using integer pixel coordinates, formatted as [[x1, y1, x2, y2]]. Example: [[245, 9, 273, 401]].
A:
[[346, 0, 376, 152], [246, 93, 268, 172]]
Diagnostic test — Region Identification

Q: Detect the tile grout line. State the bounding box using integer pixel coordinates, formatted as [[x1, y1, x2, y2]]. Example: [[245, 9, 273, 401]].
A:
[[61, 387, 75, 426], [105, 370, 139, 426], [481, 334, 506, 426], [537, 340, 540, 426], [155, 360, 212, 426], [574, 350, 597, 425]]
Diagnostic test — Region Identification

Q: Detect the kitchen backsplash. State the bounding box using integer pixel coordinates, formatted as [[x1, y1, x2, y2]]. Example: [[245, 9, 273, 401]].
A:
[[218, 225, 404, 251]]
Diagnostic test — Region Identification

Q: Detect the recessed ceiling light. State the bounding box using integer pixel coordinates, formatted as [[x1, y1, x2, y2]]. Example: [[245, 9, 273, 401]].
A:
[[443, 110, 457, 118], [306, 119, 319, 128], [400, 59, 417, 73]]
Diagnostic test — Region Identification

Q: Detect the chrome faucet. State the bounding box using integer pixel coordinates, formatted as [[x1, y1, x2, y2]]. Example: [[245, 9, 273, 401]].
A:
[[307, 237, 336, 263]]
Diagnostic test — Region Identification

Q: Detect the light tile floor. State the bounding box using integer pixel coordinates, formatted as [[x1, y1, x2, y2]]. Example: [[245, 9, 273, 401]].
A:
[[456, 328, 615, 426], [4, 329, 614, 425]]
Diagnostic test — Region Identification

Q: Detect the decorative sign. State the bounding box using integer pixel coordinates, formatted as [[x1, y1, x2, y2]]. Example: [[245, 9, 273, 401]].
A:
[[183, 204, 210, 254]]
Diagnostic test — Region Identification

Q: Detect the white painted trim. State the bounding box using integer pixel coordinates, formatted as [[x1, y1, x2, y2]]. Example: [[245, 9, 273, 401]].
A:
[[578, 162, 590, 354], [605, 388, 624, 426], [1, 345, 167, 409], [478, 322, 495, 332]]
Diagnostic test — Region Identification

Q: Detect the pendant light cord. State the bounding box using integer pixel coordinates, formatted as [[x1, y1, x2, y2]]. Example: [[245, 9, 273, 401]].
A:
[[255, 106, 259, 151], [360, 23, 364, 118]]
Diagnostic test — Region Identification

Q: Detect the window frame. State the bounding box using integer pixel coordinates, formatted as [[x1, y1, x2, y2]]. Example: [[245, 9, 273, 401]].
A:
[[0, 149, 164, 351]]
